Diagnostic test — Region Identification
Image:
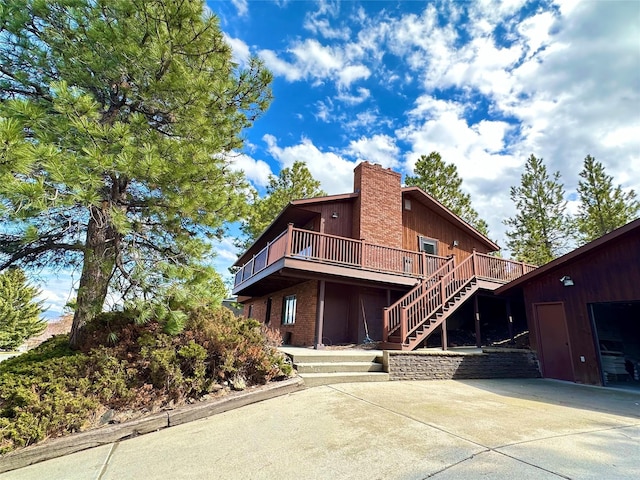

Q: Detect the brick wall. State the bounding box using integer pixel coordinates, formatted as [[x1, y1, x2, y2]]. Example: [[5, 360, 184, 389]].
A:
[[384, 348, 541, 381], [353, 162, 403, 249], [243, 280, 318, 347]]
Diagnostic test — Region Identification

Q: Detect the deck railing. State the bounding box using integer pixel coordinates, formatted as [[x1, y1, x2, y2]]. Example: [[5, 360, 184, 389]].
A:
[[383, 251, 536, 346], [383, 257, 456, 339], [234, 225, 450, 288]]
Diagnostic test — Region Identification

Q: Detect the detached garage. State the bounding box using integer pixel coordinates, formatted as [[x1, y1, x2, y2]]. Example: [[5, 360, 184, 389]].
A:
[[496, 219, 640, 388]]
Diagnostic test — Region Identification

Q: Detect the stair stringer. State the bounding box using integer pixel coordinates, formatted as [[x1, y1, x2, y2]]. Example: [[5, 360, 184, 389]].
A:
[[403, 279, 480, 350]]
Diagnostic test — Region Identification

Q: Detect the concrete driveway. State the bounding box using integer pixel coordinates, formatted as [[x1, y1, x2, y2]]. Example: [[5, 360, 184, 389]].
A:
[[1, 379, 639, 479]]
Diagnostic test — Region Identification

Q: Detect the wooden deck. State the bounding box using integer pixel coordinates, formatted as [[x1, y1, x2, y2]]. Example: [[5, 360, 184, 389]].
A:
[[233, 225, 450, 294]]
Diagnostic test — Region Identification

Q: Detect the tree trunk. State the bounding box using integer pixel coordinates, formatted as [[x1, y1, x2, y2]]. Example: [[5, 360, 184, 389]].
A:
[[69, 205, 119, 348]]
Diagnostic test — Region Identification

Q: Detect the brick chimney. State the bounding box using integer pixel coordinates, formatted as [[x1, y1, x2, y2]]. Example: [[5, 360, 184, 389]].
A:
[[352, 162, 403, 249]]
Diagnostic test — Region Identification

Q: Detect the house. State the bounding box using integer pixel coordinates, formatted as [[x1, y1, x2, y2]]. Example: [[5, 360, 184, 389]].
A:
[[495, 219, 640, 387], [233, 162, 535, 350]]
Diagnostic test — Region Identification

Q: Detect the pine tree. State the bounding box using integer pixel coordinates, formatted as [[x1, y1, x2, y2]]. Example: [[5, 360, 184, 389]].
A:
[[0, 269, 46, 351], [504, 154, 573, 265], [0, 0, 272, 346], [238, 161, 326, 249], [576, 155, 639, 243], [405, 152, 489, 236]]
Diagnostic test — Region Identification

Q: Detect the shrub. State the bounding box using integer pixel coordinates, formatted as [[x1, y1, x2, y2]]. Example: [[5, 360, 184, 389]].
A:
[[0, 268, 46, 350], [0, 305, 293, 454]]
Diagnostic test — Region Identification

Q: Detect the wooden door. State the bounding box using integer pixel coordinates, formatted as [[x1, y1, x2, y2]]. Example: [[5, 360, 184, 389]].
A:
[[534, 303, 574, 381], [322, 284, 351, 345]]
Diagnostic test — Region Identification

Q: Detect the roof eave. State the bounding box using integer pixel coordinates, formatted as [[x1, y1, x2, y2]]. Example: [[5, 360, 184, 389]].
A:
[[495, 218, 640, 295], [233, 193, 359, 266]]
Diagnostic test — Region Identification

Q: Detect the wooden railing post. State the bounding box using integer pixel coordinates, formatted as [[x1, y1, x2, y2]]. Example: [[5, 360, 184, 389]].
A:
[[400, 307, 408, 345], [360, 238, 366, 268], [421, 251, 427, 277], [285, 223, 294, 257], [383, 307, 389, 342], [472, 249, 478, 276]]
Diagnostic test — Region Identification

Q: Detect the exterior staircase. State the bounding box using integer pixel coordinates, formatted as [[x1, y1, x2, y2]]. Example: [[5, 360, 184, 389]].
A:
[[381, 252, 535, 351], [280, 348, 389, 387]]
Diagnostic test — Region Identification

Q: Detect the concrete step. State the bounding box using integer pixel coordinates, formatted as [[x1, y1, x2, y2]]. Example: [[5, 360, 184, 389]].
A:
[[299, 371, 390, 388], [284, 352, 382, 364], [295, 361, 384, 374]]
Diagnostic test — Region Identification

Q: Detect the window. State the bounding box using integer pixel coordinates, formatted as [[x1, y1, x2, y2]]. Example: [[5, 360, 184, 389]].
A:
[[419, 236, 438, 255], [282, 295, 297, 325]]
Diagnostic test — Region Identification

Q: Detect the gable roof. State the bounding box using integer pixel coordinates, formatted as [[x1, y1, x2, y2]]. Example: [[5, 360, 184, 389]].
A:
[[234, 193, 358, 266], [495, 218, 640, 295], [234, 185, 502, 266], [402, 186, 500, 252]]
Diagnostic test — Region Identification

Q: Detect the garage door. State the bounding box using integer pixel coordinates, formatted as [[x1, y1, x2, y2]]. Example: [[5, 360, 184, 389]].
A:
[[591, 301, 640, 389]]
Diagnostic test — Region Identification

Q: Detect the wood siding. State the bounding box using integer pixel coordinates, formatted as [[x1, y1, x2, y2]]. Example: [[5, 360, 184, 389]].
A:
[[304, 201, 354, 238], [522, 227, 640, 385], [402, 197, 493, 260]]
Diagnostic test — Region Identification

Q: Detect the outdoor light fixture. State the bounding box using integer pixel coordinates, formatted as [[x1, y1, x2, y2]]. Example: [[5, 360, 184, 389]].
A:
[[331, 212, 339, 219], [560, 276, 574, 287], [452, 240, 459, 247]]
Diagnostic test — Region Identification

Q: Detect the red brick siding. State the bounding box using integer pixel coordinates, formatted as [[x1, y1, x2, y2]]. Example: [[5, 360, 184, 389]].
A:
[[352, 162, 403, 249], [243, 280, 318, 347]]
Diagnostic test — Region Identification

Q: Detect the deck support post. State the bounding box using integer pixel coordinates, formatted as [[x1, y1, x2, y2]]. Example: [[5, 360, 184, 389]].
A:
[[314, 280, 326, 350], [506, 299, 514, 344], [441, 319, 448, 351], [400, 307, 408, 346], [474, 294, 481, 348]]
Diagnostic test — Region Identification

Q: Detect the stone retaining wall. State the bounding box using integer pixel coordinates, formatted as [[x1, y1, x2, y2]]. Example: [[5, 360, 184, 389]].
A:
[[383, 348, 541, 381]]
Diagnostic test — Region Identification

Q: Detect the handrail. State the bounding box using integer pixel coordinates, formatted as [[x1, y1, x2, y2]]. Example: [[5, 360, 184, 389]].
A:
[[383, 256, 455, 340], [401, 254, 475, 341], [392, 252, 537, 347]]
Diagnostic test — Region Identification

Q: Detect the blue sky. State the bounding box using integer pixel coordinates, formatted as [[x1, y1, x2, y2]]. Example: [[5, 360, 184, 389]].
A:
[[37, 0, 640, 318]]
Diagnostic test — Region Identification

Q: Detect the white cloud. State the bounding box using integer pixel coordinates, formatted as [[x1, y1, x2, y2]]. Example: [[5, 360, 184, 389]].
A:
[[230, 0, 248, 17], [258, 49, 303, 82], [227, 153, 273, 188], [259, 38, 373, 100], [517, 11, 555, 60], [314, 99, 334, 122], [337, 65, 371, 88], [223, 34, 251, 67], [212, 237, 241, 264], [345, 134, 400, 169], [34, 273, 75, 319], [335, 86, 370, 105], [263, 134, 356, 194], [303, 1, 351, 40]]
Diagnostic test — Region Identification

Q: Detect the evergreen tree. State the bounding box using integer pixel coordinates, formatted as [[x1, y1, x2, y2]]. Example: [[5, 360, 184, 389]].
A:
[[504, 154, 573, 265], [0, 269, 46, 351], [405, 152, 489, 236], [238, 161, 326, 249], [0, 0, 272, 346], [576, 155, 639, 243]]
